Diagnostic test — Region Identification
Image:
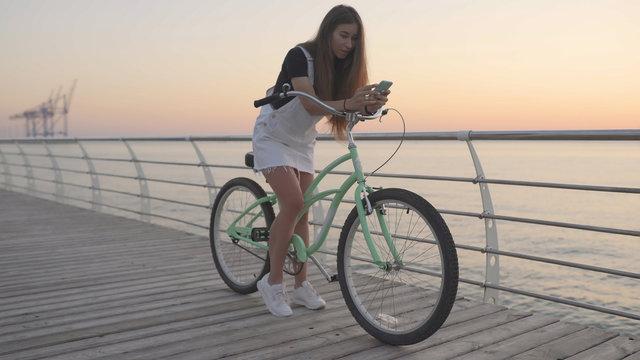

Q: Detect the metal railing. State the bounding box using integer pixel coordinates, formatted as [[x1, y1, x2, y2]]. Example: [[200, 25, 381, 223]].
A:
[[1, 129, 639, 331]]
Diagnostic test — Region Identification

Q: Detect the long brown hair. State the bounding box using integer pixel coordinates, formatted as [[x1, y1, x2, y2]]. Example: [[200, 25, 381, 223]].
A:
[[300, 5, 368, 138]]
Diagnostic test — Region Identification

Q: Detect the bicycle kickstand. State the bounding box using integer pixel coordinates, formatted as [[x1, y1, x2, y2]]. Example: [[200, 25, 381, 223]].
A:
[[309, 254, 338, 283]]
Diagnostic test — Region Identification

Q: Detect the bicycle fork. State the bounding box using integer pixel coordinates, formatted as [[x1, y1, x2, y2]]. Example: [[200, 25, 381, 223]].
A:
[[355, 183, 403, 270]]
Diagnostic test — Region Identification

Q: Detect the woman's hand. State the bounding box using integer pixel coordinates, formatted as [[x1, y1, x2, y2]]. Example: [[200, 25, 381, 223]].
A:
[[345, 84, 390, 114]]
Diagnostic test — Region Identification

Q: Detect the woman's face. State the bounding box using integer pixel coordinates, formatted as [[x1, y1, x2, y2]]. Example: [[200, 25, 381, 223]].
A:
[[331, 23, 359, 59]]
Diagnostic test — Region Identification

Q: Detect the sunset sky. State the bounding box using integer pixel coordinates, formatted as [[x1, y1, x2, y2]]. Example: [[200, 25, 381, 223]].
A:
[[1, 0, 639, 138]]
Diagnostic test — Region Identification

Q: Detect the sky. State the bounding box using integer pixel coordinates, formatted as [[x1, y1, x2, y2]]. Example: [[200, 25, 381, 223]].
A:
[[1, 0, 639, 138]]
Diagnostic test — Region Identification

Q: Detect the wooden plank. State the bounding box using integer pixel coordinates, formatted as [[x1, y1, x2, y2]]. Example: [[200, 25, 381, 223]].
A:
[[275, 303, 522, 360], [99, 281, 429, 360], [511, 326, 618, 359], [341, 311, 550, 360], [448, 321, 586, 360], [6, 302, 268, 360], [1, 281, 219, 328], [21, 275, 336, 360], [565, 335, 640, 360], [218, 291, 454, 360], [394, 315, 562, 360], [72, 284, 346, 359], [2, 188, 640, 360]]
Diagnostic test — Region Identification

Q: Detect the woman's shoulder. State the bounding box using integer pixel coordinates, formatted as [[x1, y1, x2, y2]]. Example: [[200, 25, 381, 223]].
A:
[[284, 46, 307, 62], [282, 46, 309, 76]]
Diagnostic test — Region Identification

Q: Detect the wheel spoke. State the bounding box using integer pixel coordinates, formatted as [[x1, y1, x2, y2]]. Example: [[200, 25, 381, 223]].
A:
[[338, 189, 458, 345], [210, 179, 273, 294]]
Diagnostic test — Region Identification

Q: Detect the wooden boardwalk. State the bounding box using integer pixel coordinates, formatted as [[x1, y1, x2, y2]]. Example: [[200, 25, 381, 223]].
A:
[[1, 188, 639, 360]]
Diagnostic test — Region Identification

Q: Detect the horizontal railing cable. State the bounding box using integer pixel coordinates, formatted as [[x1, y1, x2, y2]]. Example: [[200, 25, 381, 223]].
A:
[[91, 200, 208, 230], [455, 275, 640, 320], [5, 152, 638, 195], [1, 181, 208, 230], [315, 222, 640, 280], [481, 212, 640, 237], [96, 187, 210, 209], [483, 247, 640, 279], [485, 282, 640, 321], [2, 129, 639, 143], [478, 178, 640, 194], [0, 175, 210, 210], [4, 166, 638, 238], [313, 243, 640, 321]]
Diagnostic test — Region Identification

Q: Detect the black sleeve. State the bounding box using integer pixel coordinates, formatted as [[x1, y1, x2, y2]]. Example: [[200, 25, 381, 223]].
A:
[[284, 47, 308, 79], [271, 47, 309, 109]]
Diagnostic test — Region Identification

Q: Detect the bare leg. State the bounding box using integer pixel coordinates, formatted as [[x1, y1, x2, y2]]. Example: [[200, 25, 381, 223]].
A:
[[263, 167, 305, 285], [294, 171, 314, 288]]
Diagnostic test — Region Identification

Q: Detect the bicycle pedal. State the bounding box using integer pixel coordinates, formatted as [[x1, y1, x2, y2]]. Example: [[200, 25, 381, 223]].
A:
[[251, 227, 270, 242], [330, 275, 338, 283]]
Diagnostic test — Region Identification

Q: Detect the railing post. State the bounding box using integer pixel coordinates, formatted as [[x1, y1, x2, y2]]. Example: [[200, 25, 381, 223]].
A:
[[0, 145, 12, 190], [77, 140, 102, 212], [42, 141, 64, 203], [122, 139, 150, 222], [458, 130, 500, 304], [189, 138, 216, 208], [14, 141, 35, 193]]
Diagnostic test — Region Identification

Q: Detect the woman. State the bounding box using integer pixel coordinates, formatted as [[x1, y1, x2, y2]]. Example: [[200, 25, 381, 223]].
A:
[[252, 5, 390, 317]]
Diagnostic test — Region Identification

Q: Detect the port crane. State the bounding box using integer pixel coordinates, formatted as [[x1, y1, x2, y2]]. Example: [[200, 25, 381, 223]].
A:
[[9, 80, 76, 137]]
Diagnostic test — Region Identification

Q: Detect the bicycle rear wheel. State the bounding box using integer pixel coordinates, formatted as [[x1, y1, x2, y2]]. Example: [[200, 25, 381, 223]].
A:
[[337, 188, 458, 345], [210, 177, 274, 294]]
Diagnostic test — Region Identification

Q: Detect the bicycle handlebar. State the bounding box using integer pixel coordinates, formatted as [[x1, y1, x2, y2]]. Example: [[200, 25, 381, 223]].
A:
[[253, 94, 281, 108], [253, 84, 383, 121]]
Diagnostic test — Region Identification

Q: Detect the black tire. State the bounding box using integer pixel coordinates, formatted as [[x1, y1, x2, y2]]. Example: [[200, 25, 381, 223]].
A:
[[337, 188, 458, 345], [210, 177, 274, 294]]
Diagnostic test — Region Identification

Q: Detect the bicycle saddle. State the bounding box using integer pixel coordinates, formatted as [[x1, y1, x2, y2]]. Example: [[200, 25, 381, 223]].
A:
[[245, 152, 254, 168]]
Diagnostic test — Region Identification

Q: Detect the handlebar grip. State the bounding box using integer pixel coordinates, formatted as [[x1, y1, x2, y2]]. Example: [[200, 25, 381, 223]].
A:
[[253, 94, 281, 108]]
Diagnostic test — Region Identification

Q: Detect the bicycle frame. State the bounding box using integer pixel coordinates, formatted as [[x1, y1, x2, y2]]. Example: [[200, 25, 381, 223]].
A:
[[226, 143, 401, 270], [227, 90, 401, 270]]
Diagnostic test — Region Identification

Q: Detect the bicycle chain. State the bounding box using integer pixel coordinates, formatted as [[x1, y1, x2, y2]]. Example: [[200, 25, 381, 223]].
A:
[[232, 239, 304, 276]]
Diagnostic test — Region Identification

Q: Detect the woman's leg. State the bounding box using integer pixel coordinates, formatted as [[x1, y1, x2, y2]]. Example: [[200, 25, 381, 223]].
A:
[[294, 171, 314, 287], [263, 167, 305, 285], [289, 170, 326, 310]]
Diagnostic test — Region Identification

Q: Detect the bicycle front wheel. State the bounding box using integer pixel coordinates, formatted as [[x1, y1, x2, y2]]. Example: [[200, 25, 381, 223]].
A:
[[210, 177, 274, 294], [337, 188, 458, 345]]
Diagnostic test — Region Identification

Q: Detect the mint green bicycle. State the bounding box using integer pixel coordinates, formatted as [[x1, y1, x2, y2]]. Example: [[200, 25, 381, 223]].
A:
[[209, 86, 458, 345]]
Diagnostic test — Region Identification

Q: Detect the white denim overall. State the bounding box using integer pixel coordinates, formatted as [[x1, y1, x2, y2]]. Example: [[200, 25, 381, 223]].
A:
[[252, 46, 323, 174]]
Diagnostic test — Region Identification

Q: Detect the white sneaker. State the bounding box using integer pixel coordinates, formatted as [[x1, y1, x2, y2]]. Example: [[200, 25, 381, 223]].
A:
[[257, 274, 292, 317], [293, 281, 326, 310]]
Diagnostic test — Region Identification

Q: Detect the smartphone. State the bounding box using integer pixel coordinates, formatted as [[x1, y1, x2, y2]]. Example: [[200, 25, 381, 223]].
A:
[[374, 80, 393, 93]]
